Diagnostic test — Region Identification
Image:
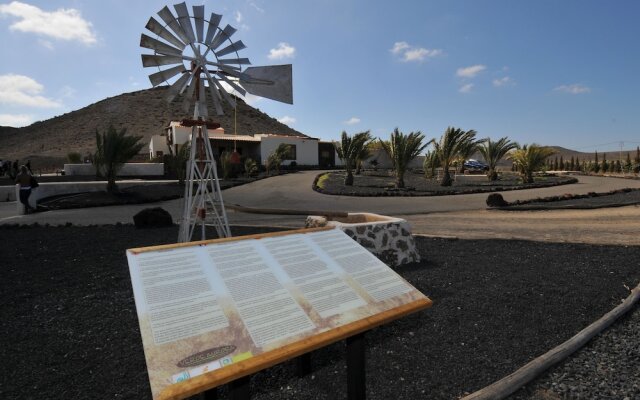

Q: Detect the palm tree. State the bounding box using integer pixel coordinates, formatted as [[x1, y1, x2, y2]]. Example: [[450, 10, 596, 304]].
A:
[[266, 143, 292, 175], [334, 131, 372, 185], [380, 128, 427, 188], [354, 132, 374, 175], [430, 127, 478, 186], [456, 139, 481, 174], [173, 143, 190, 185], [94, 125, 144, 193], [477, 137, 519, 181], [423, 149, 440, 179], [508, 144, 556, 183]]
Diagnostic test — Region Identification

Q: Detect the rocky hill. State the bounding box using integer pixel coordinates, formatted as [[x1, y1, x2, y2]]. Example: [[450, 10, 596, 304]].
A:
[[0, 86, 307, 169]]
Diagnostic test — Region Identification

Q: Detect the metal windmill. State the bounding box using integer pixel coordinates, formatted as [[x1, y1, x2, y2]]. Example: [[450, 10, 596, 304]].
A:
[[140, 2, 293, 243]]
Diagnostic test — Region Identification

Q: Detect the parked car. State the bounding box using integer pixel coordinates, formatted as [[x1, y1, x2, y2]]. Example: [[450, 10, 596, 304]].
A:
[[464, 159, 489, 172]]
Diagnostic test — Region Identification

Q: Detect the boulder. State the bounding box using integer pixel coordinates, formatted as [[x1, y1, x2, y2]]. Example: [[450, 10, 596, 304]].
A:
[[133, 207, 173, 228], [486, 193, 509, 207]]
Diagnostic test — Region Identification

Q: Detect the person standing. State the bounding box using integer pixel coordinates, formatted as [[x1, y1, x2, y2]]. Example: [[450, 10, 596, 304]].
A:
[[26, 159, 32, 174], [15, 165, 35, 214]]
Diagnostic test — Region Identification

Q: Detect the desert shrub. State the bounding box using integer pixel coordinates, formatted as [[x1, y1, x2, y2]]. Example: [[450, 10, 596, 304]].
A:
[[67, 152, 82, 163], [244, 158, 258, 178]]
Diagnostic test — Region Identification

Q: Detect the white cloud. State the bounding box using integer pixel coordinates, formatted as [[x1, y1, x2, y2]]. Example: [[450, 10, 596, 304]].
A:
[[554, 84, 591, 94], [344, 117, 360, 125], [391, 41, 410, 54], [37, 38, 53, 49], [249, 2, 265, 13], [390, 41, 441, 62], [218, 81, 261, 106], [234, 10, 249, 30], [459, 83, 474, 93], [235, 11, 243, 23], [0, 74, 61, 107], [493, 76, 514, 87], [0, 113, 32, 127], [278, 115, 296, 125], [456, 65, 486, 78], [0, 1, 97, 45], [268, 42, 295, 60]]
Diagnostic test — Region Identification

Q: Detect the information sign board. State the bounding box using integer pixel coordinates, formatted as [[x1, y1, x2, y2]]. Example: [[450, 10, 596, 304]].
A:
[[126, 227, 431, 399]]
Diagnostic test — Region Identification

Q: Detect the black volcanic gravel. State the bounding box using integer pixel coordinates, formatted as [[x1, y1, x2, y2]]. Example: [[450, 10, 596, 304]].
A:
[[0, 225, 638, 400]]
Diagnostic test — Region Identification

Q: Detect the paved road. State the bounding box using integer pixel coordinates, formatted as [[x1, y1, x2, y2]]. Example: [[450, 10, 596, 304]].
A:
[[2, 172, 640, 244]]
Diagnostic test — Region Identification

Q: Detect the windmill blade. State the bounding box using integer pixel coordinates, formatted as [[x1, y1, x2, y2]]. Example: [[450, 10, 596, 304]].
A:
[[140, 34, 183, 57], [204, 13, 222, 47], [145, 17, 185, 50], [241, 64, 293, 104], [206, 76, 224, 115], [215, 40, 246, 58], [192, 5, 205, 43], [210, 25, 237, 50], [182, 72, 199, 112], [149, 65, 186, 87], [173, 2, 196, 44], [218, 58, 251, 66], [205, 60, 240, 71], [165, 71, 192, 103], [141, 54, 183, 68], [198, 76, 208, 118], [216, 71, 247, 96], [211, 77, 236, 109], [157, 6, 191, 45]]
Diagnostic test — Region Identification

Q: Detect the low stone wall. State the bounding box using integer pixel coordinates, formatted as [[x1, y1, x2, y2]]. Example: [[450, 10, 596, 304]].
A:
[[0, 186, 16, 201], [14, 180, 177, 214], [64, 163, 164, 176], [305, 212, 420, 267]]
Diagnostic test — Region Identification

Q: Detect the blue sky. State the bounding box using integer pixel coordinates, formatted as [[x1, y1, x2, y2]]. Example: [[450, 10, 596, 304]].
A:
[[1, 0, 639, 152]]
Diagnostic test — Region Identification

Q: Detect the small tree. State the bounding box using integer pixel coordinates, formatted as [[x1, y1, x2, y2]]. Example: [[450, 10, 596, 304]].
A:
[[94, 125, 144, 193], [380, 128, 426, 188], [553, 157, 559, 171], [593, 152, 600, 173], [624, 153, 632, 173], [508, 144, 556, 184], [244, 158, 258, 178], [477, 137, 518, 181], [601, 153, 608, 173], [430, 126, 478, 186], [67, 152, 82, 163], [334, 131, 371, 185], [174, 143, 190, 184]]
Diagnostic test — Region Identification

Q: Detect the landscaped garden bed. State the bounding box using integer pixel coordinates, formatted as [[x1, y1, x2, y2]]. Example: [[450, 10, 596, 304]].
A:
[[1, 224, 638, 399], [488, 187, 640, 210], [313, 170, 578, 197]]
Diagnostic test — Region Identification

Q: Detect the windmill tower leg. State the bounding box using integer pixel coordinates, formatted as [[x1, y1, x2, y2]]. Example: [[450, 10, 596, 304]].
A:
[[178, 117, 231, 243]]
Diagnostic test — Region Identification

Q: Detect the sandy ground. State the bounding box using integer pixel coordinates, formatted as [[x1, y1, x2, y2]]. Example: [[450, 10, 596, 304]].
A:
[[404, 206, 640, 246]]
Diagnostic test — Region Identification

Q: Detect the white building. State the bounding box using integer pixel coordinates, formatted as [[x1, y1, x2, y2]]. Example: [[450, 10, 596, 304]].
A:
[[150, 121, 341, 167]]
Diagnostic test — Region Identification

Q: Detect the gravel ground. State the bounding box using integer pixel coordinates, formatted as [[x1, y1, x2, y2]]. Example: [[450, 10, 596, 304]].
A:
[[514, 306, 640, 400], [1, 225, 638, 400]]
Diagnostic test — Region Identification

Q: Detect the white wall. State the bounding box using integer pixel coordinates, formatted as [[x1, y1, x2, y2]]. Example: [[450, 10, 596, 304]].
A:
[[15, 180, 176, 214], [259, 136, 319, 166], [149, 135, 170, 158], [64, 163, 164, 176]]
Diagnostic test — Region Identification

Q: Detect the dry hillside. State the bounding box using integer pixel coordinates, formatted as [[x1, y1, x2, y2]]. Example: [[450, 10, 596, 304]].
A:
[[0, 86, 307, 169]]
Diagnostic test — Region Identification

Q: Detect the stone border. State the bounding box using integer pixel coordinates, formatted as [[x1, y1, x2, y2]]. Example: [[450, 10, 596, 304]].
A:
[[488, 187, 640, 211], [312, 172, 579, 197]]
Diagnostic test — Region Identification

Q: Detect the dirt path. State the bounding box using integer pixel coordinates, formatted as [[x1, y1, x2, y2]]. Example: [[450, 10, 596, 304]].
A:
[[405, 205, 640, 245]]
